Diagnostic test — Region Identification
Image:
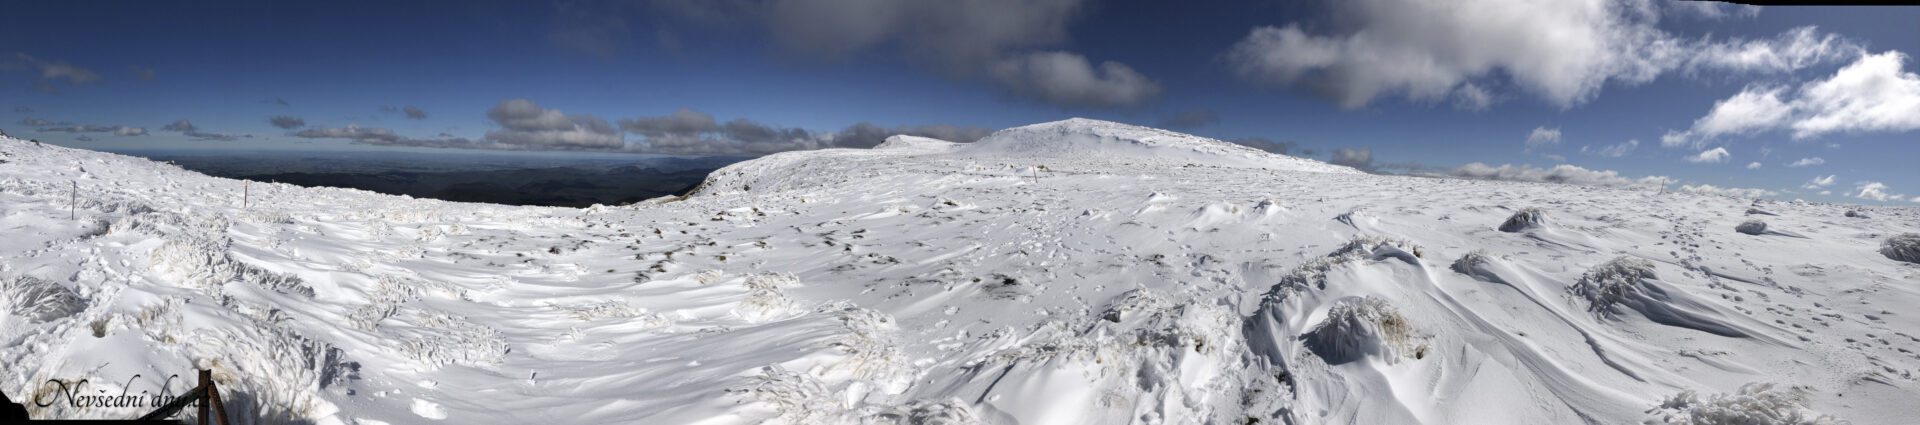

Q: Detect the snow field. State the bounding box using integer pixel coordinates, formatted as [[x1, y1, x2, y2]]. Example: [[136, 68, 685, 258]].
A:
[[4, 119, 1919, 424]]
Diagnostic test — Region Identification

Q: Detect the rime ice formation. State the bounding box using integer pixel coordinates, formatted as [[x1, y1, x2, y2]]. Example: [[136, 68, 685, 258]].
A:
[[3, 119, 1918, 425]]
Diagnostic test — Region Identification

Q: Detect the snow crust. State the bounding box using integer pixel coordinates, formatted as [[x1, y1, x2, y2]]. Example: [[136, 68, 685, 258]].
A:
[[2, 121, 1918, 425]]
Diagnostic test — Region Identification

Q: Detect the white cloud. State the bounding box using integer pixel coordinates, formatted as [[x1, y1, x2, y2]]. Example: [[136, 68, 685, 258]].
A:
[[644, 0, 1156, 109], [269, 116, 305, 129], [1802, 174, 1836, 189], [10, 53, 101, 93], [1669, 51, 1920, 145], [1665, 1, 1762, 21], [1664, 86, 1792, 147], [1524, 126, 1561, 151], [1855, 181, 1891, 201], [1686, 147, 1730, 163], [295, 125, 402, 144], [618, 108, 993, 155], [1225, 0, 1676, 109], [1223, 0, 1852, 110], [1453, 83, 1493, 110], [482, 99, 624, 149], [1786, 157, 1824, 167], [1330, 147, 1374, 171], [1583, 139, 1638, 157], [1746, 162, 1761, 170], [1677, 184, 1778, 198], [1790, 51, 1920, 138], [35, 124, 145, 136], [619, 108, 720, 136], [1448, 162, 1670, 187], [1686, 26, 1857, 74], [161, 119, 242, 141], [987, 51, 1162, 109]]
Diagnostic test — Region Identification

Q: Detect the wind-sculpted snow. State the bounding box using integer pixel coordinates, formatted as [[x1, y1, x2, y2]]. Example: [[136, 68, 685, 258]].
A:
[[2, 120, 1918, 425]]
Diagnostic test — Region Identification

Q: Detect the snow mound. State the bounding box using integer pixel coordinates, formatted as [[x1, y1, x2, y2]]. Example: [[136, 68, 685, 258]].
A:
[[1498, 207, 1548, 232], [1646, 383, 1842, 425], [1844, 210, 1868, 219], [1450, 250, 1507, 283], [1274, 237, 1424, 294], [1567, 257, 1753, 337], [1883, 233, 1920, 264], [958, 118, 1356, 172], [1184, 201, 1246, 230], [733, 272, 805, 323], [1736, 220, 1768, 235], [1252, 199, 1286, 216], [1304, 296, 1426, 364]]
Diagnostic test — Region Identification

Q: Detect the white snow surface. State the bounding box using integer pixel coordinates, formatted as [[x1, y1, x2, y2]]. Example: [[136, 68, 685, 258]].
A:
[[2, 119, 1918, 425]]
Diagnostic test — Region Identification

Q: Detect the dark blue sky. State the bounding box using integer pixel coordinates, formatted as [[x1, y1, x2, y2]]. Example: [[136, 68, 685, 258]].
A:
[[3, 0, 1917, 204]]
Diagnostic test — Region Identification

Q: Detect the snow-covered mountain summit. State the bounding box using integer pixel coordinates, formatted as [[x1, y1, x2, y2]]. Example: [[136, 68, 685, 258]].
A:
[[2, 127, 1918, 425], [690, 118, 1351, 198], [957, 118, 1354, 172]]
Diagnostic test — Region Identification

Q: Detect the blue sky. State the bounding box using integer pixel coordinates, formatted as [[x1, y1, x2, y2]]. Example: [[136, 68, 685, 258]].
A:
[[3, 0, 1916, 204]]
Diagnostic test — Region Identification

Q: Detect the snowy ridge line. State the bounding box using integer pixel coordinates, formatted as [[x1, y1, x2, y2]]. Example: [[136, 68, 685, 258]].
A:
[[679, 118, 1355, 200], [4, 127, 1920, 425]]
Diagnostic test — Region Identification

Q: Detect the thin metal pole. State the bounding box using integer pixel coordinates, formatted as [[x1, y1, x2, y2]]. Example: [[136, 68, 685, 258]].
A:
[[243, 180, 249, 209], [70, 181, 76, 220]]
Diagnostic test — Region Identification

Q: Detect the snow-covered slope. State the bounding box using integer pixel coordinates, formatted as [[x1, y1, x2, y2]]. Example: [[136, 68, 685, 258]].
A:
[[2, 120, 1917, 425], [959, 118, 1355, 172]]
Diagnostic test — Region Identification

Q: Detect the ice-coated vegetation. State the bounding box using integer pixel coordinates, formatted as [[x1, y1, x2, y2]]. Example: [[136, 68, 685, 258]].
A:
[[3, 276, 86, 322], [1498, 207, 1548, 232], [1884, 233, 1920, 264], [1303, 296, 1425, 364], [1646, 383, 1842, 425], [2, 119, 1917, 424], [1568, 256, 1660, 317]]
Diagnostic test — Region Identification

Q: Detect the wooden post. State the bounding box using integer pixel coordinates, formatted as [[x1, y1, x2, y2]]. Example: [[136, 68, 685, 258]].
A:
[[197, 370, 210, 425], [207, 376, 230, 425], [243, 180, 249, 209], [70, 181, 76, 220]]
